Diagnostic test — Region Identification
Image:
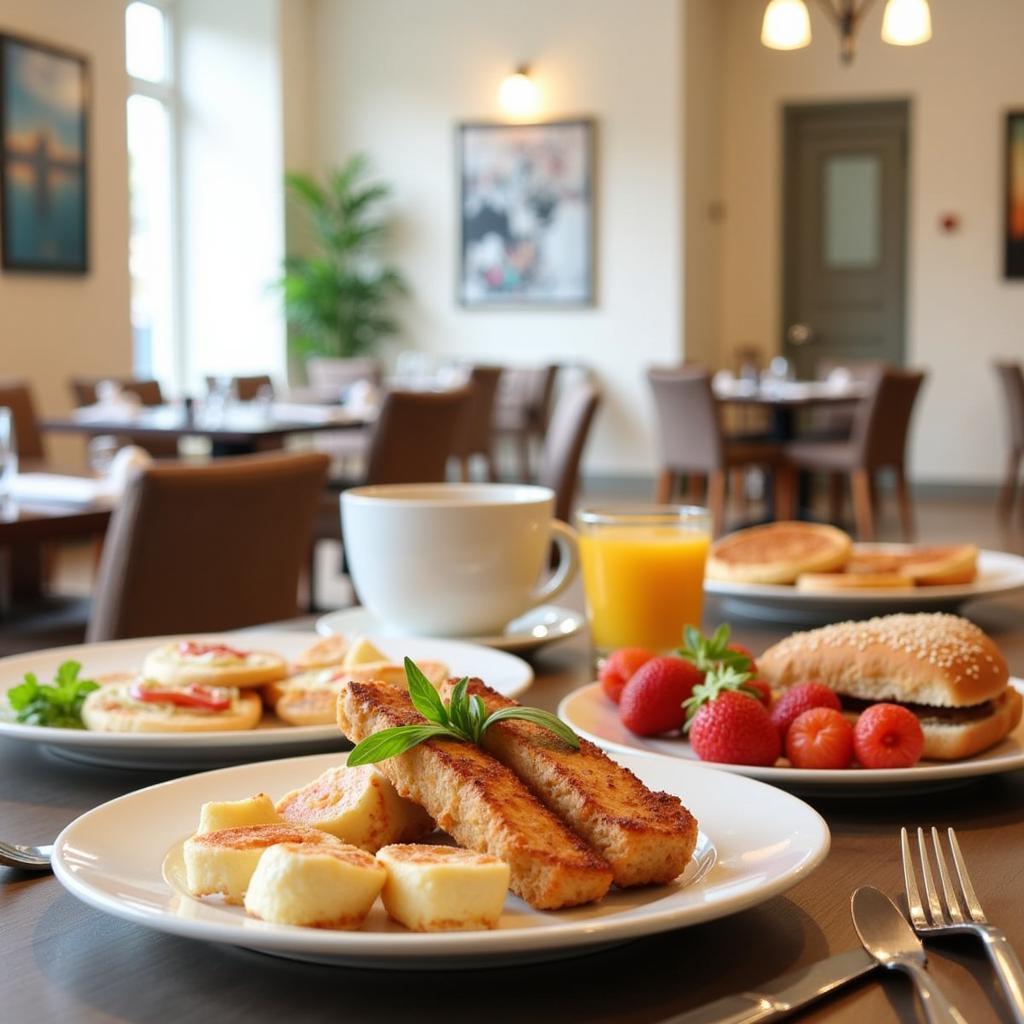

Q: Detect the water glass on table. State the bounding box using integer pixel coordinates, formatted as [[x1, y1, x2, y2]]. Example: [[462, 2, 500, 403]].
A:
[[577, 505, 712, 665]]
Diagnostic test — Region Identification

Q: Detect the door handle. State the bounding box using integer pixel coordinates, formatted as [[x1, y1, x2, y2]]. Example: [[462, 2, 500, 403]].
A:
[[787, 323, 814, 345]]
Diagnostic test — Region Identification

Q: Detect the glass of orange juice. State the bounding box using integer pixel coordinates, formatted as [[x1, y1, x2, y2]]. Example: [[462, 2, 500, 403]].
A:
[[577, 505, 711, 661]]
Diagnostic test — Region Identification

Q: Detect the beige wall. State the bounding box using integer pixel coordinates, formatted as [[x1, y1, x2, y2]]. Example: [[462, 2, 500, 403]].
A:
[[0, 0, 131, 462], [309, 0, 686, 475], [718, 0, 1024, 484]]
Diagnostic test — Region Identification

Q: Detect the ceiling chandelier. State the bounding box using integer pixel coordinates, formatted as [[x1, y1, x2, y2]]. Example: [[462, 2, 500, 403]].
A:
[[761, 0, 932, 64]]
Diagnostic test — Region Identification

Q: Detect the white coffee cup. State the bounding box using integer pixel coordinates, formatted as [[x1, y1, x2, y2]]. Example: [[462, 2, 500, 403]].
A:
[[341, 483, 579, 637]]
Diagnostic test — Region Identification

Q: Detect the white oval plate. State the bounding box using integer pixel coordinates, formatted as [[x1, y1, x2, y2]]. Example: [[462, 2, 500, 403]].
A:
[[0, 632, 532, 770], [559, 680, 1024, 791], [705, 548, 1024, 625], [316, 605, 585, 654], [52, 750, 828, 969]]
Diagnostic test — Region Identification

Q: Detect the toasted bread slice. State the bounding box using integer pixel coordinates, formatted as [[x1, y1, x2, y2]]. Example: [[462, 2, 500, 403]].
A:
[[440, 679, 698, 887], [337, 680, 613, 909]]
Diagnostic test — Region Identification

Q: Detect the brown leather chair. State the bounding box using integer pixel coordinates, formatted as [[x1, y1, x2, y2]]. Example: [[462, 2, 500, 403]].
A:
[[70, 377, 165, 408], [70, 376, 177, 458], [494, 364, 559, 481], [784, 368, 926, 540], [647, 367, 793, 536], [0, 379, 46, 464], [87, 451, 329, 640], [995, 362, 1024, 519], [205, 375, 274, 402], [453, 365, 503, 481], [538, 382, 601, 523]]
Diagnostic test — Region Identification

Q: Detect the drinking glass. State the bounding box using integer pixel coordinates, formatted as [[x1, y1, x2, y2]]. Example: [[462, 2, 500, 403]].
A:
[[577, 505, 712, 663], [0, 409, 18, 511]]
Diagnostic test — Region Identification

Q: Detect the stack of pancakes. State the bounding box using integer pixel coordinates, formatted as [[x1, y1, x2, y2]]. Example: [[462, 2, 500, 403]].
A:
[[706, 522, 977, 592]]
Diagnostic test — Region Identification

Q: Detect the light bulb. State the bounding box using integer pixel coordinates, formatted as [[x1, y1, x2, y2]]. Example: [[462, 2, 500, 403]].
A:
[[761, 0, 812, 51], [881, 0, 932, 46], [498, 68, 539, 119]]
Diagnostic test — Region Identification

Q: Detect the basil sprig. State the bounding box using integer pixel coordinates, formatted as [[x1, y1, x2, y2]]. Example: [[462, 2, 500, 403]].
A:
[[7, 660, 99, 729], [347, 658, 580, 766]]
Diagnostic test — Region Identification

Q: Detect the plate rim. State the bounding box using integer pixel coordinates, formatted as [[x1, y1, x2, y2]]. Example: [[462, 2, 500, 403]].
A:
[[559, 679, 1024, 786], [704, 547, 1024, 604], [0, 631, 533, 751], [51, 749, 830, 962]]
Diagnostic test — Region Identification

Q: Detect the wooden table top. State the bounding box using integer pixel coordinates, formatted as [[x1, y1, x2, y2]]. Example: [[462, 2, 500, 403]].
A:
[[713, 380, 869, 407], [0, 500, 110, 544], [3, 595, 1024, 1023]]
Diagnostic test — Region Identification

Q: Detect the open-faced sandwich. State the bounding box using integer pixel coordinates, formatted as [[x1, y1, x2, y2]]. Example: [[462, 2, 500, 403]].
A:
[[143, 640, 288, 689], [758, 613, 1022, 760]]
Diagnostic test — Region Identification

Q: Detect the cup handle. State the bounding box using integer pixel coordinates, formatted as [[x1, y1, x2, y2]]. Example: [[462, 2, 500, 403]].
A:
[[527, 520, 579, 609]]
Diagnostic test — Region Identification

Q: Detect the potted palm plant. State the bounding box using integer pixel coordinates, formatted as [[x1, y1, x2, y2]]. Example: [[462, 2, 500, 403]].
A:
[[279, 154, 408, 361]]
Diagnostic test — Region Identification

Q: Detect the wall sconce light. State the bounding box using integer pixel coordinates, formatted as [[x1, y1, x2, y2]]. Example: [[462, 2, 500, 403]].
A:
[[498, 65, 539, 120], [761, 0, 932, 63]]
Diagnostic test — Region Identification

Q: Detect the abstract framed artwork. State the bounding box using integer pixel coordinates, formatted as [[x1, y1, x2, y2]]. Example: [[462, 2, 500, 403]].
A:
[[457, 118, 595, 307], [1006, 111, 1024, 279], [0, 33, 89, 273]]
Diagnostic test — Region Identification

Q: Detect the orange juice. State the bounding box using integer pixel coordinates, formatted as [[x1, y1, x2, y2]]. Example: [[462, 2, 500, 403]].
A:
[[579, 526, 710, 652]]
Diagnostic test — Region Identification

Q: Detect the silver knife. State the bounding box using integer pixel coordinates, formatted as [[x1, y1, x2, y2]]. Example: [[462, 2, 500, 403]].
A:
[[659, 948, 876, 1024]]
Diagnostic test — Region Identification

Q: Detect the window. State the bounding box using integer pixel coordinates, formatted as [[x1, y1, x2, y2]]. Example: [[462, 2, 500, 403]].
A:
[[125, 1, 177, 385]]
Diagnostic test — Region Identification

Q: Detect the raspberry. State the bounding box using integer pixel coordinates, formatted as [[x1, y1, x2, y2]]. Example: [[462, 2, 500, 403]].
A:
[[854, 703, 924, 769], [618, 657, 703, 736], [599, 647, 656, 704], [689, 690, 781, 766], [770, 682, 841, 739], [785, 707, 855, 769]]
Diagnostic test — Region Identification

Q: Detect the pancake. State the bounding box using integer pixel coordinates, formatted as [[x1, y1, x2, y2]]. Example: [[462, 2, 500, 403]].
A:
[[847, 544, 978, 586], [706, 522, 852, 585], [292, 635, 349, 670], [796, 571, 915, 593]]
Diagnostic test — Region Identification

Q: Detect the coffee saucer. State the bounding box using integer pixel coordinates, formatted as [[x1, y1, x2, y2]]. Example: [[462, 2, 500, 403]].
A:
[[315, 604, 585, 654]]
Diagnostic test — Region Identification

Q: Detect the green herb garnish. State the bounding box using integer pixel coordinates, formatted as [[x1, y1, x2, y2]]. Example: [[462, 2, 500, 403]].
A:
[[347, 657, 580, 766], [7, 660, 99, 728], [678, 623, 752, 674]]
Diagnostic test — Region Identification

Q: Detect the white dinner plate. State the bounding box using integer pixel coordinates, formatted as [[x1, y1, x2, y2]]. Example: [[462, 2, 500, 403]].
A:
[[52, 750, 829, 969], [559, 679, 1024, 793], [316, 604, 585, 654], [705, 548, 1024, 625], [0, 632, 532, 770]]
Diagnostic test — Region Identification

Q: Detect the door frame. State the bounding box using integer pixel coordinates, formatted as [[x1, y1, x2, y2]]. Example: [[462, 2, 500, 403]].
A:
[[781, 99, 910, 370]]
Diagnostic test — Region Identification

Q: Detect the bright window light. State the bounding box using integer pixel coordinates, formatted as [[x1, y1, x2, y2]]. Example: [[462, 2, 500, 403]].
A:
[[881, 0, 932, 47], [761, 0, 812, 51], [126, 1, 167, 83]]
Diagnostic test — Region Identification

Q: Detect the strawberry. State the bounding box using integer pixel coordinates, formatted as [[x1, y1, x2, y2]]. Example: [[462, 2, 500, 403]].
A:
[[599, 647, 656, 704], [785, 707, 855, 769], [684, 666, 781, 766], [770, 682, 841, 739], [619, 657, 702, 736], [744, 677, 772, 707], [853, 703, 924, 769], [678, 624, 755, 675]]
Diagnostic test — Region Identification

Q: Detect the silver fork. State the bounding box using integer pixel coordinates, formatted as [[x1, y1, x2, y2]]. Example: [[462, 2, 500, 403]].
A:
[[901, 826, 1024, 1024], [0, 841, 53, 871]]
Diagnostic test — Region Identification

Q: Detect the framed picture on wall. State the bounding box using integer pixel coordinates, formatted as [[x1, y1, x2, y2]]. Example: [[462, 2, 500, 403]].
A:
[[1006, 111, 1024, 279], [0, 33, 89, 273], [457, 118, 595, 307]]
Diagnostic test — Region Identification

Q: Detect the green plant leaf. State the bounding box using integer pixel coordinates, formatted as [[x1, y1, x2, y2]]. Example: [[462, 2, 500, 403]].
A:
[[404, 657, 448, 726], [482, 706, 581, 749], [346, 724, 455, 766]]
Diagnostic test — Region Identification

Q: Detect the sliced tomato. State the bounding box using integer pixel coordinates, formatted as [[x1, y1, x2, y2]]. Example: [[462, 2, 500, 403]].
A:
[[177, 641, 247, 660], [130, 680, 232, 711]]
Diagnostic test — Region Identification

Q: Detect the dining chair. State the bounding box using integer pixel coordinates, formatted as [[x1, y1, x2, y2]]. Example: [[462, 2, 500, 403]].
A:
[[205, 375, 275, 402], [995, 362, 1024, 519], [537, 382, 601, 523], [805, 358, 887, 440], [87, 451, 329, 640], [0, 379, 46, 465], [784, 368, 926, 541], [452, 365, 503, 482], [70, 376, 165, 408], [647, 367, 793, 536], [493, 364, 559, 481]]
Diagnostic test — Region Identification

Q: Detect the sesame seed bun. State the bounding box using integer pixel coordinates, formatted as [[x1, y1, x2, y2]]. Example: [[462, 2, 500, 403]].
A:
[[758, 613, 1009, 708], [706, 522, 852, 585], [914, 689, 1022, 760]]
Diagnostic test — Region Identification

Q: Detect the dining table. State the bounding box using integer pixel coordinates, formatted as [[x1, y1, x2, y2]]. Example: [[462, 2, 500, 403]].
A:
[[3, 590, 1024, 1023]]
